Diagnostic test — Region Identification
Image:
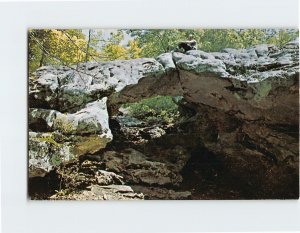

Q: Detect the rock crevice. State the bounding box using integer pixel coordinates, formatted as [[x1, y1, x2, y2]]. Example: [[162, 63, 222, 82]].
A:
[[29, 39, 299, 200]]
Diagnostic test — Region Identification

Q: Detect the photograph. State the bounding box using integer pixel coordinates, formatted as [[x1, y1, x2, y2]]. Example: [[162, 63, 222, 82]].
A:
[[28, 28, 299, 200]]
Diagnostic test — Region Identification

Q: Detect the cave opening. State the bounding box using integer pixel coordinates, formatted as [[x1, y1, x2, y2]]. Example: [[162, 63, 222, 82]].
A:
[[105, 94, 242, 199], [107, 95, 194, 150]]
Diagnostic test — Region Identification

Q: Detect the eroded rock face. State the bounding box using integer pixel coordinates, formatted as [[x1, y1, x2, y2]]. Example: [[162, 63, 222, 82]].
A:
[[29, 132, 74, 178], [29, 58, 164, 112], [29, 39, 299, 199], [53, 98, 112, 137], [28, 98, 112, 177], [102, 148, 184, 186], [95, 170, 124, 185], [47, 160, 144, 200], [29, 108, 62, 131]]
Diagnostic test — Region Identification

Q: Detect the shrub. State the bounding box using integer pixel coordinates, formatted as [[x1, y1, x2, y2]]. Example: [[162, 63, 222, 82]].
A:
[[124, 96, 180, 124]]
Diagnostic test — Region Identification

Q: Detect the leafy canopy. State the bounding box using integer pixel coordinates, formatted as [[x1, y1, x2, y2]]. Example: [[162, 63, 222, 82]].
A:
[[28, 29, 99, 74], [28, 29, 298, 74], [128, 29, 299, 58], [100, 31, 142, 61]]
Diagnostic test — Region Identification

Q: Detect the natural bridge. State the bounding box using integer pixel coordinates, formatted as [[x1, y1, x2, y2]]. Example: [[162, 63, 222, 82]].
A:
[[28, 39, 299, 200]]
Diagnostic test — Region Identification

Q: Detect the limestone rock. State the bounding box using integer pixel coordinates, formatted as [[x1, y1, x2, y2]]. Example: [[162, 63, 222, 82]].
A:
[[29, 98, 112, 178], [30, 58, 164, 112], [53, 98, 112, 139], [28, 132, 74, 178], [29, 71, 60, 109], [156, 53, 176, 72], [102, 148, 183, 185], [132, 185, 192, 200], [174, 52, 229, 77], [28, 132, 110, 178], [95, 170, 124, 185], [71, 135, 111, 157], [28, 39, 299, 199], [50, 184, 144, 200], [29, 108, 62, 131], [174, 41, 299, 125]]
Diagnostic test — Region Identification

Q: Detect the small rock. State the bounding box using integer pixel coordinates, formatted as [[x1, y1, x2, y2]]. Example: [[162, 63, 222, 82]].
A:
[[95, 170, 124, 185]]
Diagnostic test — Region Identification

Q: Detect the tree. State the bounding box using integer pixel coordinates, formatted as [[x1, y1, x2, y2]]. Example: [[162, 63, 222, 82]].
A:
[[84, 29, 104, 62], [28, 28, 298, 74], [127, 40, 142, 59], [267, 29, 299, 48], [129, 29, 186, 57], [101, 44, 129, 60], [100, 30, 142, 61], [128, 29, 299, 58], [85, 29, 92, 63], [28, 29, 99, 74]]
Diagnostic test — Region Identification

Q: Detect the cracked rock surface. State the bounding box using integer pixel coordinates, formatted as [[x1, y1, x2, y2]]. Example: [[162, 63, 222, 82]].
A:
[[29, 39, 299, 200]]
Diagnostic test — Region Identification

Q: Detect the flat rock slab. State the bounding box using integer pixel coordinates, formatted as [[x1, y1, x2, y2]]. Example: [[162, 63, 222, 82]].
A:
[[132, 185, 192, 200], [50, 184, 144, 200]]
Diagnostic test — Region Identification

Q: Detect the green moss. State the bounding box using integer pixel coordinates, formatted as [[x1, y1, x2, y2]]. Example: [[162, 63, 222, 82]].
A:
[[54, 115, 76, 134], [36, 136, 62, 148], [51, 153, 62, 166], [72, 136, 111, 156]]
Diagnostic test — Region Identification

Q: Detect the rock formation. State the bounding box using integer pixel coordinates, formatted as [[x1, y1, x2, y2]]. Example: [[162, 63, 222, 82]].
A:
[[28, 39, 299, 200]]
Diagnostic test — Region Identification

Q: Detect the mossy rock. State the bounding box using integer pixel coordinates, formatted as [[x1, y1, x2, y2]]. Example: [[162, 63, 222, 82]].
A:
[[72, 135, 111, 157], [36, 136, 62, 148]]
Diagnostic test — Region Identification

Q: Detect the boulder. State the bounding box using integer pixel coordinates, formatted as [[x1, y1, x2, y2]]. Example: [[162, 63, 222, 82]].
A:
[[29, 132, 111, 178], [53, 98, 112, 138], [95, 170, 124, 185], [29, 108, 62, 131], [28, 132, 74, 178], [156, 53, 176, 72], [174, 52, 229, 77]]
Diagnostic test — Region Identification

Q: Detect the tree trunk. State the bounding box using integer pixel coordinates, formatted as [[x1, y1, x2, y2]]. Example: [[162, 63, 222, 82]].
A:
[[85, 29, 92, 62], [39, 41, 45, 67]]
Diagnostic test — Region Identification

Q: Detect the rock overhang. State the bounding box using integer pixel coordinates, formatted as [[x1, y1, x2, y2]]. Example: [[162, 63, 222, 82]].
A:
[[28, 39, 299, 178]]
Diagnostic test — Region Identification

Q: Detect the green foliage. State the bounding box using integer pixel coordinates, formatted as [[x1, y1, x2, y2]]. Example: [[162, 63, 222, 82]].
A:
[[28, 29, 99, 74], [127, 40, 142, 59], [128, 29, 299, 58], [124, 96, 180, 124], [128, 29, 187, 57], [267, 29, 299, 48], [101, 30, 142, 60], [101, 43, 129, 60], [28, 28, 298, 74], [198, 29, 265, 51]]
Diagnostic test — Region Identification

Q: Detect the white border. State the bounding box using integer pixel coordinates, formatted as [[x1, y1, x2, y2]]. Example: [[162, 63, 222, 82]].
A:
[[0, 1, 299, 232]]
